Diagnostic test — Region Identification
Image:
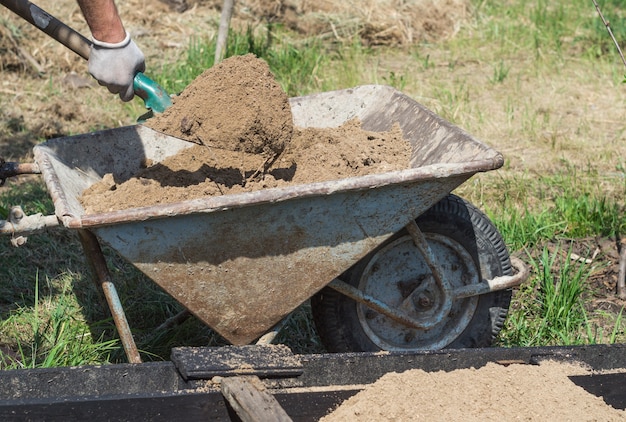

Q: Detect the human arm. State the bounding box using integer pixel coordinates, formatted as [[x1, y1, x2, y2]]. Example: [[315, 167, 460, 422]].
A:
[[77, 0, 145, 101]]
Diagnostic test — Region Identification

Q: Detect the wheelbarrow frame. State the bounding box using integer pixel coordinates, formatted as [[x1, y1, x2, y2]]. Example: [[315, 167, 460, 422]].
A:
[[0, 85, 528, 361]]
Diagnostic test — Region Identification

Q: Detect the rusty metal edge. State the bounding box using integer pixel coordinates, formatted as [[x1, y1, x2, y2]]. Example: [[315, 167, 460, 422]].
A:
[[32, 145, 76, 227], [68, 158, 502, 229]]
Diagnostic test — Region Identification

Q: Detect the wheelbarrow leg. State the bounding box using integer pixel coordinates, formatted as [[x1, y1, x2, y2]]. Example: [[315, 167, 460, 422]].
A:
[[77, 229, 142, 364], [256, 315, 291, 345]]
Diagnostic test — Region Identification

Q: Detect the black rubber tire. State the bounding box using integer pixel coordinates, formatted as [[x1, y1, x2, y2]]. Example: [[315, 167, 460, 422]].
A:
[[311, 193, 513, 352]]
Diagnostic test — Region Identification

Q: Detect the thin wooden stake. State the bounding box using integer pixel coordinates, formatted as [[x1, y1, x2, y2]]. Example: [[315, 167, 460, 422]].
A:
[[215, 0, 235, 64], [618, 240, 626, 299], [592, 0, 626, 70]]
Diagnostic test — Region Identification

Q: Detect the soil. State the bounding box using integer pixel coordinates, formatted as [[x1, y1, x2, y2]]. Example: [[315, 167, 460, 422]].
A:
[[80, 118, 410, 213], [321, 360, 626, 421], [80, 55, 410, 214], [81, 54, 411, 213], [144, 54, 293, 157]]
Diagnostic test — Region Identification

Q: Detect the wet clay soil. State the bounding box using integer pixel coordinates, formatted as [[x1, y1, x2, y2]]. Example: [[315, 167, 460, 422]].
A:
[[80, 55, 411, 214]]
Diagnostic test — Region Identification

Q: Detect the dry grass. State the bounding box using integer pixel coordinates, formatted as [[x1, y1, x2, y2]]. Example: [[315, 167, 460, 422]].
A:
[[241, 0, 471, 45]]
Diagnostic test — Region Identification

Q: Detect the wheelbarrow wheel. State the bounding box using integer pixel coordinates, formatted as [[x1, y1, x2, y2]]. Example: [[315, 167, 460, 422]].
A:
[[311, 193, 513, 352]]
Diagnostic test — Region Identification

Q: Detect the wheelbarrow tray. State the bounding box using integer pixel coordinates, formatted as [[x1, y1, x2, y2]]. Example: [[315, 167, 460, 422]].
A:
[[33, 85, 504, 345]]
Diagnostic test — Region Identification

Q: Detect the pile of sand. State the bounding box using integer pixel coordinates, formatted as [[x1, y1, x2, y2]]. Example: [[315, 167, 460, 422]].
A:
[[321, 361, 626, 421], [144, 54, 292, 159], [80, 55, 411, 213]]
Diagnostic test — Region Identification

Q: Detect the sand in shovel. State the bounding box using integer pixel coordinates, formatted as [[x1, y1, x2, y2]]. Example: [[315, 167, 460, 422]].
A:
[[144, 53, 293, 159]]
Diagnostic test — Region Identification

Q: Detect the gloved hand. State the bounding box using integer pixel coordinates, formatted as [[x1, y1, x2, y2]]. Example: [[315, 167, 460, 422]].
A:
[[88, 32, 145, 102]]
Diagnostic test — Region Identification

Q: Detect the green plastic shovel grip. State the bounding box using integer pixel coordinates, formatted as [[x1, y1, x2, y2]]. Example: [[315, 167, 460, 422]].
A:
[[133, 72, 173, 114]]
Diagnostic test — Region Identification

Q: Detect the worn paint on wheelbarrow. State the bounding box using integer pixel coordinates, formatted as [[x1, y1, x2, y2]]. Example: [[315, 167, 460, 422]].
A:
[[34, 85, 504, 346]]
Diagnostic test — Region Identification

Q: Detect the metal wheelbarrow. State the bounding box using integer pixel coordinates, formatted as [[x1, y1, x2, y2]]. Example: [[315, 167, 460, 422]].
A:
[[1, 85, 528, 362]]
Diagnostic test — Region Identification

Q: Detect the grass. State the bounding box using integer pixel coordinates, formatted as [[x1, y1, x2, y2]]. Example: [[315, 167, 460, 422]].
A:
[[497, 245, 598, 347], [477, 166, 626, 251], [1, 0, 626, 367], [1, 276, 118, 368]]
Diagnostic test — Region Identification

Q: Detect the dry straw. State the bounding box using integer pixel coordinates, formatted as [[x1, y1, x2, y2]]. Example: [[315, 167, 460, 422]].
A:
[[240, 0, 470, 45]]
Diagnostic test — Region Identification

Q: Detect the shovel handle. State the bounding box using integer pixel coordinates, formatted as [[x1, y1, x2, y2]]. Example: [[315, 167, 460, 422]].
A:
[[1, 0, 173, 113], [0, 0, 91, 59]]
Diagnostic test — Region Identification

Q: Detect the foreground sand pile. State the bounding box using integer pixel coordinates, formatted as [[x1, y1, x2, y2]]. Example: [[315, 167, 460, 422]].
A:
[[321, 361, 626, 421]]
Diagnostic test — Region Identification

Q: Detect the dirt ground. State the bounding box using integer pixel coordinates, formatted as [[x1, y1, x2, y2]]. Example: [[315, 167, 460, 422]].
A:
[[80, 117, 410, 213], [144, 53, 294, 157], [1, 0, 626, 418]]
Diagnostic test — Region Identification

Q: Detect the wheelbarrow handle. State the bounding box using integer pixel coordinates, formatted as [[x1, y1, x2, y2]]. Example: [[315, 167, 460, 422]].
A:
[[0, 0, 172, 113]]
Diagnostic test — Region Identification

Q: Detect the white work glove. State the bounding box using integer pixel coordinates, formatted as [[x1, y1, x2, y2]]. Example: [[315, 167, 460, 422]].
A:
[[88, 32, 145, 102]]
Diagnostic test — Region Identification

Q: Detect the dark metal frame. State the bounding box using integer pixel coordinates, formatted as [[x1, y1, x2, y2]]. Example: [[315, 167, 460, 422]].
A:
[[0, 343, 624, 421]]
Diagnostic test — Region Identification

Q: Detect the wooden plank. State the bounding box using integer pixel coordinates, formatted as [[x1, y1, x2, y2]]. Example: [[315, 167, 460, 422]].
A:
[[220, 376, 292, 422], [171, 345, 302, 380], [0, 362, 184, 399], [298, 344, 626, 387], [0, 387, 359, 422]]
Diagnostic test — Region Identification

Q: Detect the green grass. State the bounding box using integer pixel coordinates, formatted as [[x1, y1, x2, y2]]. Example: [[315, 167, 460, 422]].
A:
[[477, 167, 626, 251], [157, 26, 330, 97], [497, 245, 598, 347], [2, 0, 626, 367], [0, 273, 118, 369], [478, 165, 626, 345]]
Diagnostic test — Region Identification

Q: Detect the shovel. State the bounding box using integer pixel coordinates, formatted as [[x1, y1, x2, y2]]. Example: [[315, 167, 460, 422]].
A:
[[0, 0, 172, 113]]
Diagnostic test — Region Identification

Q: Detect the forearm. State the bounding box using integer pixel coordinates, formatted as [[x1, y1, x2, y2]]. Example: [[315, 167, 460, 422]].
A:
[[77, 0, 126, 43], [78, 0, 144, 101]]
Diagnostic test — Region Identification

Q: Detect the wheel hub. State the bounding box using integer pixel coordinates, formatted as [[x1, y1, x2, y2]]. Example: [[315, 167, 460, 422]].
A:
[[356, 233, 480, 351]]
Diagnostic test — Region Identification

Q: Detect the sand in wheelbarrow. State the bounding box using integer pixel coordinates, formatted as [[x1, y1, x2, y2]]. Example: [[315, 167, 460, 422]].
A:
[[80, 55, 412, 214], [143, 53, 293, 158]]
